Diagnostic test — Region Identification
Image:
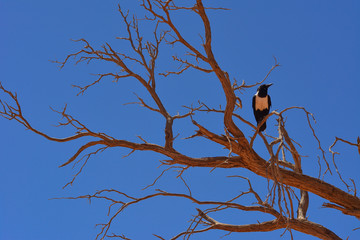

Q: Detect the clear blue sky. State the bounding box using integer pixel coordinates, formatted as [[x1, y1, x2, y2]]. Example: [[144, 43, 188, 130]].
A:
[[1, 0, 360, 239]]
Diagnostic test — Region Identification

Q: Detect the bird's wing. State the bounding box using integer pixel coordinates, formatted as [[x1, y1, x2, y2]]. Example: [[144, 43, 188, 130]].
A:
[[268, 95, 272, 109], [252, 95, 256, 113]]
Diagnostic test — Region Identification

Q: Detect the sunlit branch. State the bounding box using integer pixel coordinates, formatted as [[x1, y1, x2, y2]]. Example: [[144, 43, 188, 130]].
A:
[[234, 56, 280, 91]]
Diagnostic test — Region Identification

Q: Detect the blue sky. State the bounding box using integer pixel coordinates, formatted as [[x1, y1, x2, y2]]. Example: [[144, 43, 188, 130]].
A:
[[1, 0, 360, 239]]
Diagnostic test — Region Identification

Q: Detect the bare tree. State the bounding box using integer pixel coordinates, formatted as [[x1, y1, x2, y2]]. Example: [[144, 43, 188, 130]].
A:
[[1, 1, 359, 239]]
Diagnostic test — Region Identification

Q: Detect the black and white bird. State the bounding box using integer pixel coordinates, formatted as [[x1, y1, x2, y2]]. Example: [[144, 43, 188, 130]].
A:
[[252, 83, 273, 132]]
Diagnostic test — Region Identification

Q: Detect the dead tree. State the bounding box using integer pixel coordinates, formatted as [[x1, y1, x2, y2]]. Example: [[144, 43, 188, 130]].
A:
[[1, 1, 359, 239]]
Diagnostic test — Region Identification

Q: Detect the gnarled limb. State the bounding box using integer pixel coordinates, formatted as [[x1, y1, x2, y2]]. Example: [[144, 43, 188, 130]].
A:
[[2, 1, 360, 239], [194, 209, 341, 240]]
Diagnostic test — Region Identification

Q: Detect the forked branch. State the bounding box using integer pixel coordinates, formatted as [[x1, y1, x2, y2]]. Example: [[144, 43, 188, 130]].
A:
[[2, 1, 360, 239]]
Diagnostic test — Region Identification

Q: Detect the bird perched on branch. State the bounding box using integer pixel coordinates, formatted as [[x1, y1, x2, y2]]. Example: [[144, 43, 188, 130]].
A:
[[252, 83, 273, 132]]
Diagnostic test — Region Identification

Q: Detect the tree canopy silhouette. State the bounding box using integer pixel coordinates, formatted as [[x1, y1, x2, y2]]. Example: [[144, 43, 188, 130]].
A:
[[1, 1, 360, 239]]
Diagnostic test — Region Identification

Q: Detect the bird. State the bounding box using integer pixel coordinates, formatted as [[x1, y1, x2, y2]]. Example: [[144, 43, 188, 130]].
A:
[[252, 83, 273, 132]]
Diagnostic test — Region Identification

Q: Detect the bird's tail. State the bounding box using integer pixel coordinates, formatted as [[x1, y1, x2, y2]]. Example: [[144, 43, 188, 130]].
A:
[[259, 121, 266, 132]]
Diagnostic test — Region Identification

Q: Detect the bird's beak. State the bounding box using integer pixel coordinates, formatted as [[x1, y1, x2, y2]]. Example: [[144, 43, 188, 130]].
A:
[[267, 83, 273, 88]]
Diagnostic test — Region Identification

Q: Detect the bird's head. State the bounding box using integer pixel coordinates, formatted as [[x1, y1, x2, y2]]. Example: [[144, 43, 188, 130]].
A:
[[257, 83, 273, 96]]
